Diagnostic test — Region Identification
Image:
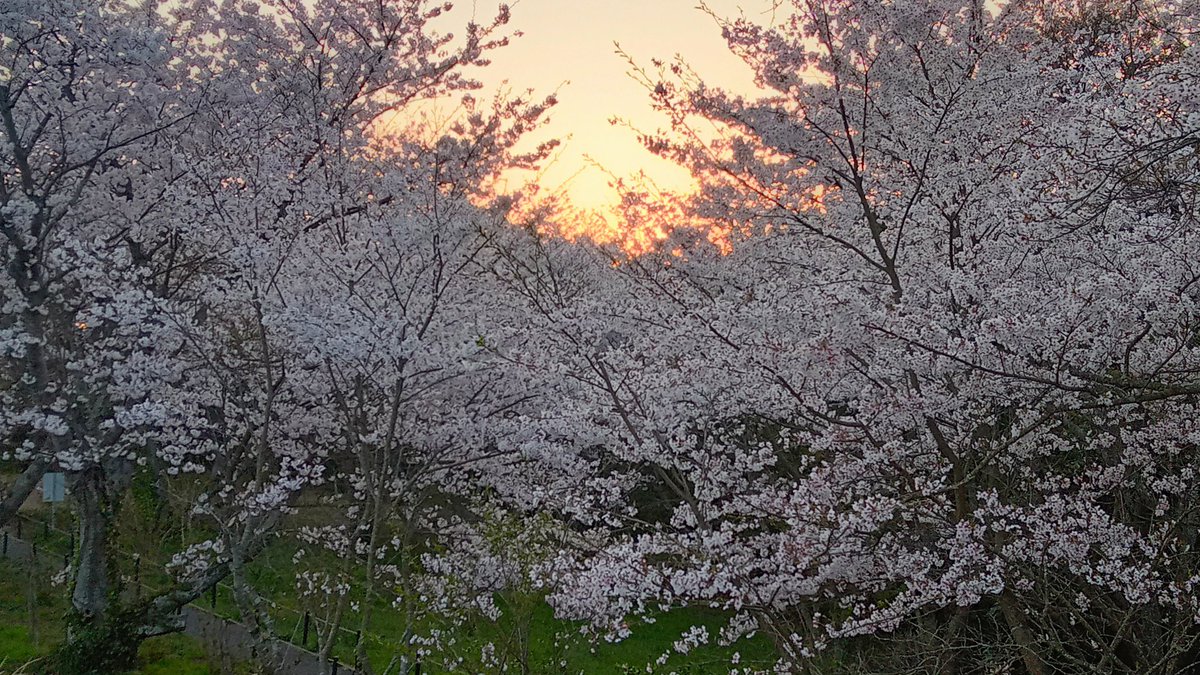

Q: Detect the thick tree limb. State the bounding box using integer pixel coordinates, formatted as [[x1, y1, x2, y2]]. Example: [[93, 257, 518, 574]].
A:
[[0, 457, 48, 529]]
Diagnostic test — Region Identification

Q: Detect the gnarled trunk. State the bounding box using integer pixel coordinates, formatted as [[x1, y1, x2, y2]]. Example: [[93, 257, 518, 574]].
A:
[[57, 462, 141, 673], [71, 468, 114, 622]]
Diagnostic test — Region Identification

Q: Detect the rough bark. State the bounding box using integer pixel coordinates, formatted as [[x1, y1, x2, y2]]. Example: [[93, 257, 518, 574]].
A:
[[999, 590, 1046, 675], [70, 467, 114, 622], [0, 456, 48, 528]]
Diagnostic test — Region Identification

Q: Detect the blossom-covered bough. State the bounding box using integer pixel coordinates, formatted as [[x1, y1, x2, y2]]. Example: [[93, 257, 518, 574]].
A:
[[0, 0, 219, 658], [1, 0, 553, 670], [7, 0, 1200, 673], [511, 1, 1200, 673], [273, 106, 560, 671]]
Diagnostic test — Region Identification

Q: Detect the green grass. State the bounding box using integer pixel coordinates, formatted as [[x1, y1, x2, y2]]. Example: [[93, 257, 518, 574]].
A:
[[7, 497, 782, 674], [209, 534, 779, 673], [0, 623, 44, 669], [0, 556, 236, 674], [136, 634, 231, 675]]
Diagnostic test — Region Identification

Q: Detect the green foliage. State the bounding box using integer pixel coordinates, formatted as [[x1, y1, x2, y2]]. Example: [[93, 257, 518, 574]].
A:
[[0, 557, 229, 674], [6, 495, 778, 674], [128, 467, 165, 529], [54, 606, 148, 674]]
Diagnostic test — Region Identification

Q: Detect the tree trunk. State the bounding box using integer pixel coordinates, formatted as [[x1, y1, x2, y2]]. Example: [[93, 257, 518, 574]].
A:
[[0, 456, 48, 528], [999, 590, 1046, 675], [229, 545, 285, 672], [937, 605, 971, 675], [71, 467, 113, 622], [57, 462, 141, 674]]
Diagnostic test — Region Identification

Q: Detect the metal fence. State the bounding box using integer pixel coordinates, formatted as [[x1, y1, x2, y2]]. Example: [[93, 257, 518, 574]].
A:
[[0, 511, 397, 675]]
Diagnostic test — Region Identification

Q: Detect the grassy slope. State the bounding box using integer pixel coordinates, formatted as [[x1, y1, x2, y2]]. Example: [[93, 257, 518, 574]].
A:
[[0, 558, 229, 675], [232, 538, 779, 673], [3, 490, 780, 674]]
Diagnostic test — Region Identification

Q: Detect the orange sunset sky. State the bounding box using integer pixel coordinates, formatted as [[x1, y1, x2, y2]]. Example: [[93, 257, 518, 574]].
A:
[[434, 0, 778, 213]]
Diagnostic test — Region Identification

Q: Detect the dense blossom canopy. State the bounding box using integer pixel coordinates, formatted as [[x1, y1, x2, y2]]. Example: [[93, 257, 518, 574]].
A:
[[502, 1, 1200, 672], [4, 0, 1200, 673]]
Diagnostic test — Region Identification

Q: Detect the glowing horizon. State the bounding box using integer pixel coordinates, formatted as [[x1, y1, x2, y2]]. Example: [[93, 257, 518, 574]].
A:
[[448, 0, 776, 213]]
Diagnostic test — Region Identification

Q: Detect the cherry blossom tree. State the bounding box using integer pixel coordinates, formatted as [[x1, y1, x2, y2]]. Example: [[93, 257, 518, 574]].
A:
[[271, 97, 560, 672], [513, 1, 1200, 673], [11, 0, 1200, 672], [2, 0, 549, 669], [0, 0, 186, 530], [0, 6, 219, 659]]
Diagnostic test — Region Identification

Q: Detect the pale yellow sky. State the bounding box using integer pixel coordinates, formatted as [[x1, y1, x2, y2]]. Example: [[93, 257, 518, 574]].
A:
[[447, 1, 777, 211]]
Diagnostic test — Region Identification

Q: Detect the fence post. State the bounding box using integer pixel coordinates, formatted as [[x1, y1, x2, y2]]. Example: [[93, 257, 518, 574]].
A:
[[210, 584, 217, 610], [414, 661, 421, 675], [3, 531, 7, 557], [43, 519, 49, 538], [331, 657, 339, 675], [355, 630, 362, 669], [16, 517, 21, 539], [134, 555, 141, 599], [302, 611, 311, 647]]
